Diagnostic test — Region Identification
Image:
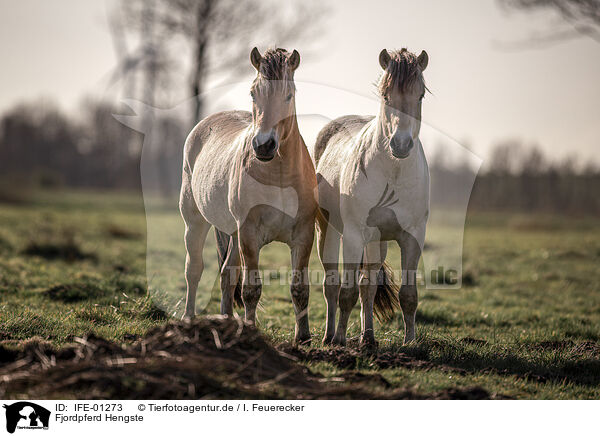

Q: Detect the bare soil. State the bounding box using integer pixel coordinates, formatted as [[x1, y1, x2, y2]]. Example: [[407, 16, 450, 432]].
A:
[[0, 316, 500, 400]]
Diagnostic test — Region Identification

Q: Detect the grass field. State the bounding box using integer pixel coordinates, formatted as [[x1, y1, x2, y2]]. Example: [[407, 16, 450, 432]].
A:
[[0, 190, 599, 399]]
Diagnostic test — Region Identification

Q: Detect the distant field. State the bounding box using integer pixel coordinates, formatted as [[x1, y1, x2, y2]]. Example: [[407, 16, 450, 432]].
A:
[[0, 190, 599, 399]]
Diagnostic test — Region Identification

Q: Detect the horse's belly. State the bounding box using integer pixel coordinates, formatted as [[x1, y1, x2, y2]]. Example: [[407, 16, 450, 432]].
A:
[[316, 170, 343, 233], [198, 194, 237, 235], [192, 162, 237, 234]]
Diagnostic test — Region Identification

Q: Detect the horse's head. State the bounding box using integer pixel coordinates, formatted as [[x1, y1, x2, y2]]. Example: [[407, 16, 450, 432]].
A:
[[377, 48, 428, 159], [249, 47, 300, 162]]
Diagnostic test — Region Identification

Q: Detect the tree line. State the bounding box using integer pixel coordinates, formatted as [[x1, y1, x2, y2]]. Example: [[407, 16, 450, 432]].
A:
[[0, 99, 598, 216], [430, 140, 600, 215]]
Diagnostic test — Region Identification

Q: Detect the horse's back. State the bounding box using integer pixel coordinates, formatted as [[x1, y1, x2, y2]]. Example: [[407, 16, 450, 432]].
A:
[[184, 110, 251, 171], [181, 110, 251, 234], [313, 115, 373, 233], [313, 115, 373, 165]]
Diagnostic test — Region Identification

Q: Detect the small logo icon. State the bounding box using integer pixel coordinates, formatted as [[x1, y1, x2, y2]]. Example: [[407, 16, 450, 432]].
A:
[[3, 402, 50, 434]]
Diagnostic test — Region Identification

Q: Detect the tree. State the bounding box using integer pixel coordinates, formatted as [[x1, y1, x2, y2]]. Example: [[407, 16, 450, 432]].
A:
[[498, 0, 600, 47], [112, 0, 325, 125], [79, 99, 143, 189], [0, 102, 81, 186]]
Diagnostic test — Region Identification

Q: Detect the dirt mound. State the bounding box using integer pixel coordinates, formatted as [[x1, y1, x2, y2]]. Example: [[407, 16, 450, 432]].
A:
[[278, 344, 468, 374], [0, 317, 498, 399]]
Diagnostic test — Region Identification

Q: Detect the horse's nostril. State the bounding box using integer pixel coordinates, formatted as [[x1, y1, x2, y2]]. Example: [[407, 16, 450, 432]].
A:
[[253, 136, 278, 160], [264, 138, 276, 152], [253, 137, 276, 151]]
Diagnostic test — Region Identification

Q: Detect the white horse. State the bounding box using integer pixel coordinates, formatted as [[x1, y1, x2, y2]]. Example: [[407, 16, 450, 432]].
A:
[[180, 48, 318, 345], [314, 48, 430, 347]]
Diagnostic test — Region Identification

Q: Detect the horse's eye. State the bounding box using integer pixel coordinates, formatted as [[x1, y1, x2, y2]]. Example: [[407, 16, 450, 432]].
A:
[[285, 93, 293, 102]]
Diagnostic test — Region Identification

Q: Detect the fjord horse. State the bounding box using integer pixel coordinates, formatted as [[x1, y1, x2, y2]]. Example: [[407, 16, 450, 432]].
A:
[[180, 47, 317, 345], [314, 48, 430, 346]]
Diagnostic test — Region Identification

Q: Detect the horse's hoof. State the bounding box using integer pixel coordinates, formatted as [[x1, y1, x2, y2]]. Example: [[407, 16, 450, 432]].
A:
[[294, 335, 312, 347], [322, 335, 334, 346], [359, 336, 379, 352], [332, 336, 346, 347], [402, 333, 416, 345], [181, 314, 195, 323]]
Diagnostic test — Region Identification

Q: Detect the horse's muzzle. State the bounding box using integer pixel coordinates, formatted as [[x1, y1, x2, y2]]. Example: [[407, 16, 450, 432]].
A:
[[252, 136, 278, 161], [390, 135, 414, 159]]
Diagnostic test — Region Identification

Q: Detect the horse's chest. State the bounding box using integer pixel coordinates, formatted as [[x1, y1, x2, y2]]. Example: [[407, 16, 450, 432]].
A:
[[235, 175, 298, 214], [357, 177, 429, 240], [250, 204, 296, 244], [364, 203, 427, 242], [232, 182, 313, 245]]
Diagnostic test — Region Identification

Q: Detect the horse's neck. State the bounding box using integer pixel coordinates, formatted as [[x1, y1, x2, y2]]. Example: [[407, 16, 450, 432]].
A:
[[244, 114, 308, 184], [279, 115, 306, 161]]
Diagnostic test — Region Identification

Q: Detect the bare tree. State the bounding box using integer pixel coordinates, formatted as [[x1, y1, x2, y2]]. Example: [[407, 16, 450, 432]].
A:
[[113, 0, 325, 125], [497, 0, 600, 48]]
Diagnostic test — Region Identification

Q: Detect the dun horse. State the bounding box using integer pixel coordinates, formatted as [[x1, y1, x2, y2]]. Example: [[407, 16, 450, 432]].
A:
[[180, 47, 318, 345], [314, 48, 430, 346]]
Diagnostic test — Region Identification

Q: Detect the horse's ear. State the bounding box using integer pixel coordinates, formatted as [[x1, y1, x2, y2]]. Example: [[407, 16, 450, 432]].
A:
[[250, 47, 262, 71], [379, 49, 391, 70], [288, 49, 300, 71], [417, 50, 429, 71]]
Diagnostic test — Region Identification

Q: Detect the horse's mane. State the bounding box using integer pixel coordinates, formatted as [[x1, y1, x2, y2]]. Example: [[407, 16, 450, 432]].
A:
[[376, 48, 425, 96], [250, 48, 296, 96]]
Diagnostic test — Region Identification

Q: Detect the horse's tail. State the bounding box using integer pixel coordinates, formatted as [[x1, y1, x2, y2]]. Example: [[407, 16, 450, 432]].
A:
[[374, 262, 400, 323], [215, 229, 243, 307], [315, 206, 329, 232]]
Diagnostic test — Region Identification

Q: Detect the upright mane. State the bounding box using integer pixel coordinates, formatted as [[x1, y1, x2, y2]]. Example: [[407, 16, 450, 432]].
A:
[[376, 48, 425, 96], [250, 48, 296, 96]]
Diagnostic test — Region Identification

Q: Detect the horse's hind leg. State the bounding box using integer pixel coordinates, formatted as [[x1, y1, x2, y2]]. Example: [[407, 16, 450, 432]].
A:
[[316, 212, 340, 345], [182, 206, 211, 321], [289, 224, 315, 346], [215, 230, 241, 316]]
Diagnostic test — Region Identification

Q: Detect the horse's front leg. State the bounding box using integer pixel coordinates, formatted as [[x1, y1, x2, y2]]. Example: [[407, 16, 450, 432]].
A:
[[359, 241, 384, 348], [239, 228, 261, 324], [333, 230, 364, 346], [316, 212, 341, 345], [181, 201, 211, 321], [217, 232, 241, 316], [397, 229, 424, 344], [289, 223, 314, 346]]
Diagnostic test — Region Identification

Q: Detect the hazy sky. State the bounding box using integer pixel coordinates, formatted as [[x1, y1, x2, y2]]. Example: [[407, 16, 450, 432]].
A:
[[0, 0, 598, 164]]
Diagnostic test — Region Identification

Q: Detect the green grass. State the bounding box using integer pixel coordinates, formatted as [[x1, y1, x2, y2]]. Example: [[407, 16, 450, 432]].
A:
[[0, 190, 599, 398]]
